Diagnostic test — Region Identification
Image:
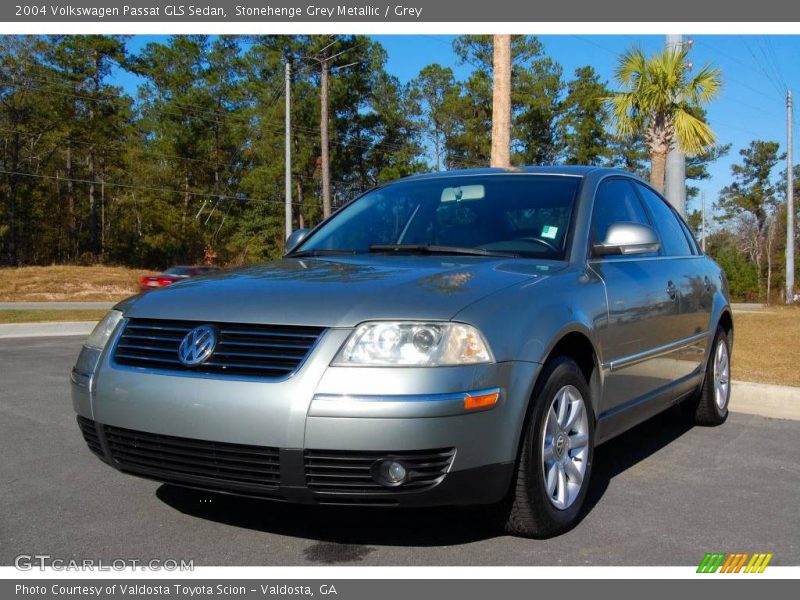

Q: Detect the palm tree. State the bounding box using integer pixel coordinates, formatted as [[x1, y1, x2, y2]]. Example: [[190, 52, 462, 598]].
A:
[[609, 46, 721, 192], [491, 35, 511, 167]]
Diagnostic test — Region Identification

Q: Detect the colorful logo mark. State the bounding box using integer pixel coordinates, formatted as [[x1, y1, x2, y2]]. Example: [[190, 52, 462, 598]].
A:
[[697, 552, 773, 573]]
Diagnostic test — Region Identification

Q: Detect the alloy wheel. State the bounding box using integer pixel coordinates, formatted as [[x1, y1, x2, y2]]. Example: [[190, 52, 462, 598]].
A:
[[714, 341, 730, 411], [541, 385, 590, 510]]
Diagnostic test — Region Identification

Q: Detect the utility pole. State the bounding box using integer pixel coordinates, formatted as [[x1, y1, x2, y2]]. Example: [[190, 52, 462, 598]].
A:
[[665, 34, 687, 218], [320, 53, 331, 219], [88, 48, 100, 260], [701, 190, 706, 253], [490, 34, 512, 168], [308, 38, 356, 219], [284, 61, 292, 240], [787, 90, 795, 304]]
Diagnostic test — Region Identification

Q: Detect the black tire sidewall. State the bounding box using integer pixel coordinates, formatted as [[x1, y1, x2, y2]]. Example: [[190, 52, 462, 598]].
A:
[[707, 328, 731, 420], [523, 356, 595, 529]]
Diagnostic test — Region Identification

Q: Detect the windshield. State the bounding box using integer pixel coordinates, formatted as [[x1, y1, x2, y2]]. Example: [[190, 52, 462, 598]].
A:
[[293, 174, 580, 260]]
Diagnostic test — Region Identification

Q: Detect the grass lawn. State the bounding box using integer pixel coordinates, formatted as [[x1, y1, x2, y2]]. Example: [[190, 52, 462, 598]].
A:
[[0, 265, 155, 302], [0, 309, 108, 324], [732, 305, 800, 387]]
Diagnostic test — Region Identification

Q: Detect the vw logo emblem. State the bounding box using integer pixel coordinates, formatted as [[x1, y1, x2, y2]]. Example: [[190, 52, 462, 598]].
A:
[[178, 325, 218, 367]]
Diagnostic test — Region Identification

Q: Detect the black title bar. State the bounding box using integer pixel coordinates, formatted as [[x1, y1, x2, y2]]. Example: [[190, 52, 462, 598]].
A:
[[4, 0, 800, 22]]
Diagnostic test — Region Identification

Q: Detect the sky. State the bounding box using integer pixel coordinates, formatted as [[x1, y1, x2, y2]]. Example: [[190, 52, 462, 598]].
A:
[[112, 34, 800, 215]]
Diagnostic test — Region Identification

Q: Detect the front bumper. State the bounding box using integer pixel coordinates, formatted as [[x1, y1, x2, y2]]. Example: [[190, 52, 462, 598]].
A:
[[77, 415, 514, 507], [72, 327, 539, 507]]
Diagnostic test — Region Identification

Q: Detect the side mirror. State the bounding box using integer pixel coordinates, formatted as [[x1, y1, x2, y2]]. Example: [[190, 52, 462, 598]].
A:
[[285, 228, 311, 253], [592, 222, 660, 257]]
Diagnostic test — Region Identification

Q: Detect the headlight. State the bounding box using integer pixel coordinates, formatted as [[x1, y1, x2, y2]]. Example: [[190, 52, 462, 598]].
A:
[[85, 309, 124, 350], [73, 310, 124, 380], [332, 321, 493, 366]]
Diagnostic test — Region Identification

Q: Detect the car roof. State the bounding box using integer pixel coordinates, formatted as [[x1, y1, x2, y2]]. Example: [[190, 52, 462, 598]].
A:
[[396, 165, 633, 183]]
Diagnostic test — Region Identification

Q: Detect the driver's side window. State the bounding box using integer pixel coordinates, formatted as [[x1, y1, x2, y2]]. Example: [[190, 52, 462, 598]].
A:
[[592, 178, 652, 252]]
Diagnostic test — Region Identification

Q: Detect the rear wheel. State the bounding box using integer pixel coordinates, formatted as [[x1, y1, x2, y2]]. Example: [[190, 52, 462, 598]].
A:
[[496, 356, 594, 538], [688, 326, 731, 426]]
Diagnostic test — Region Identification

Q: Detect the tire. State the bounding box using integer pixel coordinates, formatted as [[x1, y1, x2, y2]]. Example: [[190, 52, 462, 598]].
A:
[[687, 326, 731, 426], [495, 356, 595, 538]]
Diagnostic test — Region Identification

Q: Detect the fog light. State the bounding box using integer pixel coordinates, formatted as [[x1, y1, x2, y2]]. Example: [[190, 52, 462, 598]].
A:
[[387, 461, 407, 483], [372, 459, 408, 487]]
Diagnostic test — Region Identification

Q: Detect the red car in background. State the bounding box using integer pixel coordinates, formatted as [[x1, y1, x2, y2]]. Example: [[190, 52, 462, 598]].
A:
[[139, 266, 217, 292]]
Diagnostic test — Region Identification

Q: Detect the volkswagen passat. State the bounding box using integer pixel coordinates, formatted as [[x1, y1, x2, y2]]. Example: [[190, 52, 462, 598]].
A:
[[72, 167, 732, 537]]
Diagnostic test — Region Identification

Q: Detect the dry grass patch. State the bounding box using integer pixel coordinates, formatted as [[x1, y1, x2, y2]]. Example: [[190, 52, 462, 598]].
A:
[[732, 305, 800, 387], [0, 309, 108, 324], [0, 265, 155, 302]]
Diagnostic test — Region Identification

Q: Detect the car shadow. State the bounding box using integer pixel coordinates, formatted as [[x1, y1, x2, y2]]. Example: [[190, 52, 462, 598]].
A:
[[155, 409, 694, 547], [578, 408, 694, 523]]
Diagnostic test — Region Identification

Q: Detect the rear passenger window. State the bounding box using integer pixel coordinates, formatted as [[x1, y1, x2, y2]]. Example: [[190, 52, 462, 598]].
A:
[[635, 184, 693, 256], [592, 178, 651, 244]]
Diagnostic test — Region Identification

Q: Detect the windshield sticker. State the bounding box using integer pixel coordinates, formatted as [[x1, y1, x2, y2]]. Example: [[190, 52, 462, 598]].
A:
[[542, 225, 559, 239]]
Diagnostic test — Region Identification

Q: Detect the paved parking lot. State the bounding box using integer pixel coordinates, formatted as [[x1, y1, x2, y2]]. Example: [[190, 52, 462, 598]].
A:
[[1, 336, 798, 566]]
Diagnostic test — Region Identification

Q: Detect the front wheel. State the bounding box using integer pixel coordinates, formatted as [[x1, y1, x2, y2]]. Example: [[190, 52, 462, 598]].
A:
[[687, 326, 731, 426], [497, 356, 594, 538]]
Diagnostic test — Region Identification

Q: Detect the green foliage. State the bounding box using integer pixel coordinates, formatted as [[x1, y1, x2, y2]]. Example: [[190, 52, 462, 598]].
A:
[[609, 45, 721, 155], [0, 31, 780, 302], [446, 35, 565, 167], [603, 132, 649, 178], [408, 64, 458, 171], [713, 140, 789, 301], [560, 66, 611, 165], [608, 45, 721, 190], [706, 230, 760, 301], [716, 140, 782, 227], [686, 142, 731, 201], [686, 209, 703, 236], [0, 34, 423, 267]]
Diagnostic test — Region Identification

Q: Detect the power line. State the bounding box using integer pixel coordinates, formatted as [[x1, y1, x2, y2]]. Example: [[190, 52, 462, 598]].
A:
[[694, 38, 773, 83], [4, 47, 450, 162], [0, 126, 248, 171], [0, 74, 426, 160], [3, 47, 488, 173], [722, 73, 785, 106], [713, 120, 764, 139], [717, 91, 783, 121], [760, 37, 788, 94], [741, 36, 787, 98], [570, 36, 618, 57], [0, 167, 309, 208]]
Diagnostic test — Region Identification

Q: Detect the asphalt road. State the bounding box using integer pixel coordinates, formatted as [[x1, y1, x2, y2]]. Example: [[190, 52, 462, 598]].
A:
[[1, 336, 798, 566]]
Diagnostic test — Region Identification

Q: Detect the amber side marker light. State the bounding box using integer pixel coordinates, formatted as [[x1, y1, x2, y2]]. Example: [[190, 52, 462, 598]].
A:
[[464, 390, 500, 411]]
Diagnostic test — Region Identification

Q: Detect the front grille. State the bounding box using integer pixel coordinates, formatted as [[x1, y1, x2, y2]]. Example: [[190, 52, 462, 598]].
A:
[[304, 448, 456, 494], [113, 319, 324, 378], [104, 424, 281, 494], [77, 416, 104, 458]]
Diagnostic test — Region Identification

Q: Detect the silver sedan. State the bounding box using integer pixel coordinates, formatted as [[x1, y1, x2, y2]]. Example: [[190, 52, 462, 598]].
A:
[[72, 166, 732, 537]]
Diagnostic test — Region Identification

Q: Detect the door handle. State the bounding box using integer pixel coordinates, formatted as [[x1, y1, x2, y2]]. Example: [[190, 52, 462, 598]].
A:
[[666, 281, 678, 300]]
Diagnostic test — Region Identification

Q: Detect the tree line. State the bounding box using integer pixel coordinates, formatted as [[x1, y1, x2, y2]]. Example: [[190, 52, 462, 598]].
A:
[[0, 34, 796, 301]]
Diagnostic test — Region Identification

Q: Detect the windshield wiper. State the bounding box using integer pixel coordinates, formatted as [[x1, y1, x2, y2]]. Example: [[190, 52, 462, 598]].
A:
[[288, 249, 357, 258], [368, 244, 519, 258]]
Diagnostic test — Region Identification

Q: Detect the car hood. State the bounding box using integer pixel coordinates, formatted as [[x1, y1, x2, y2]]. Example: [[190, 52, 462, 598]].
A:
[[122, 255, 562, 328]]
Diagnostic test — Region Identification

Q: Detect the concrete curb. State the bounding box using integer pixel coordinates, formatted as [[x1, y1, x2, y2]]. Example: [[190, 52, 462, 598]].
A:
[[730, 380, 800, 421], [0, 321, 96, 339]]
